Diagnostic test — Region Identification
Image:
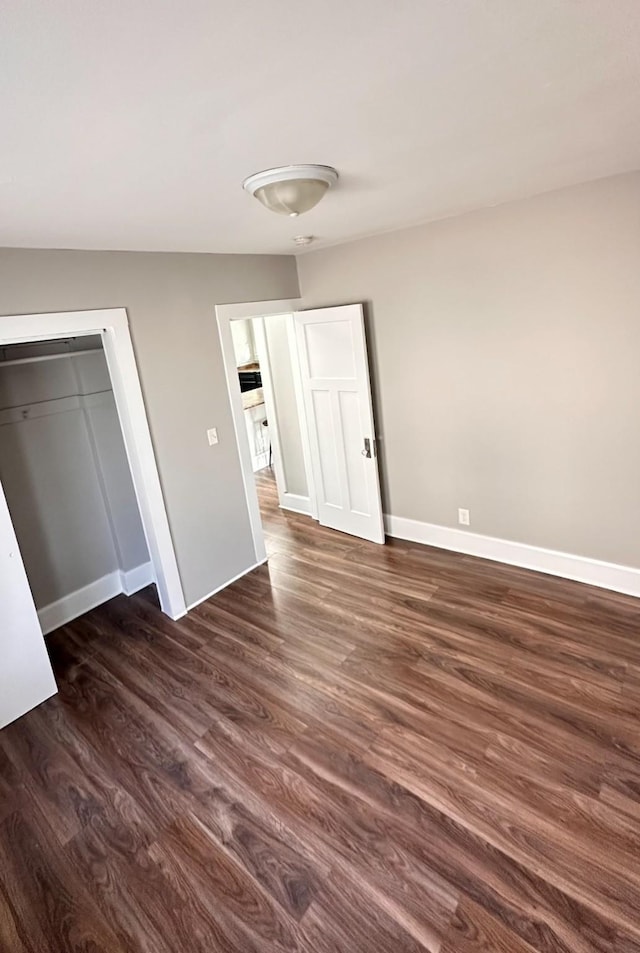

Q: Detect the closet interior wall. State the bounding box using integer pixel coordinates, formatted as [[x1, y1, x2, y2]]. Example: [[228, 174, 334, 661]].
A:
[[0, 336, 152, 633]]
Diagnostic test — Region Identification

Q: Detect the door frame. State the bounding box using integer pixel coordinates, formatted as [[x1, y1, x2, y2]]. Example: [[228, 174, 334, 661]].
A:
[[0, 308, 186, 620], [216, 298, 313, 562], [252, 314, 318, 519]]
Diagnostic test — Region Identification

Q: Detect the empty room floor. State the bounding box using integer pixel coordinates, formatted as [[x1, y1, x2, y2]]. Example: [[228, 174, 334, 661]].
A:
[[2, 469, 640, 952]]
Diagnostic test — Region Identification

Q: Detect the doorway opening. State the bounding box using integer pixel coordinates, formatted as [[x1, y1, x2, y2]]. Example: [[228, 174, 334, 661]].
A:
[[217, 299, 385, 565], [0, 308, 185, 625], [0, 334, 153, 632], [228, 312, 316, 537]]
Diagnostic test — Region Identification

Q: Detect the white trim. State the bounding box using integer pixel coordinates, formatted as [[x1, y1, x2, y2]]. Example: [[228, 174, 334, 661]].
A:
[[286, 314, 318, 519], [215, 299, 302, 563], [384, 514, 640, 598], [101, 319, 185, 618], [217, 299, 302, 322], [120, 561, 155, 596], [280, 494, 312, 516], [38, 572, 123, 635], [37, 561, 156, 634], [252, 317, 288, 502], [0, 309, 186, 620], [186, 557, 268, 612]]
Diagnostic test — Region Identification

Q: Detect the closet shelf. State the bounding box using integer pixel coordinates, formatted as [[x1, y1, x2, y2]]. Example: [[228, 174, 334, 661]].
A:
[[0, 347, 103, 369], [0, 390, 113, 427]]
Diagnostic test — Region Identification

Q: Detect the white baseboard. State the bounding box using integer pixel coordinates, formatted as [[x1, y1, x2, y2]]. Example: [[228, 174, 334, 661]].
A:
[[185, 557, 269, 612], [280, 493, 312, 516], [384, 514, 640, 598], [38, 561, 156, 634], [120, 561, 155, 595], [38, 572, 122, 635]]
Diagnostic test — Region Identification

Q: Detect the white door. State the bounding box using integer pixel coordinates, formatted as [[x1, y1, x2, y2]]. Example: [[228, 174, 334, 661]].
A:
[[0, 479, 57, 728], [295, 304, 385, 543]]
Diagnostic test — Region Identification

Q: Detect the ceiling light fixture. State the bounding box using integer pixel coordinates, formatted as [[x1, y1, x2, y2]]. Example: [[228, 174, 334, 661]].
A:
[[243, 165, 338, 217]]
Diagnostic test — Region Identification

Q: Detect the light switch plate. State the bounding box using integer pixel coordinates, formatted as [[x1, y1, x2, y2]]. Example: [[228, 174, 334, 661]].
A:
[[207, 428, 219, 446]]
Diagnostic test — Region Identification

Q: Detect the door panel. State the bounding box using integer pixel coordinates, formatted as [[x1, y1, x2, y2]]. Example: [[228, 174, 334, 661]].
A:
[[306, 320, 356, 378], [295, 304, 385, 543], [339, 390, 370, 515], [312, 389, 341, 507], [0, 479, 57, 728]]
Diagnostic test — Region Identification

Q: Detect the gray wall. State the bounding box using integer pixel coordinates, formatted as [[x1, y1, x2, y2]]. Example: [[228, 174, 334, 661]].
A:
[[297, 171, 640, 568], [0, 342, 149, 608], [76, 348, 151, 575], [0, 406, 119, 607], [0, 250, 299, 606], [263, 314, 309, 499]]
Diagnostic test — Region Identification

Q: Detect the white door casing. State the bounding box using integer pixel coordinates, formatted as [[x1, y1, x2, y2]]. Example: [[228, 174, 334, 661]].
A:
[[0, 309, 186, 622], [0, 478, 57, 728], [295, 304, 385, 544]]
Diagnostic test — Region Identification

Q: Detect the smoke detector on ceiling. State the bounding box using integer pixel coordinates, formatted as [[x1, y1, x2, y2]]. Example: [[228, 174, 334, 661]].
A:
[[293, 235, 315, 246]]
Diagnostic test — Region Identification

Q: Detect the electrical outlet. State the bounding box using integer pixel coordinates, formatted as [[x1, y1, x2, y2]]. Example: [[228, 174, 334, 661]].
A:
[[458, 508, 470, 526], [207, 428, 219, 446]]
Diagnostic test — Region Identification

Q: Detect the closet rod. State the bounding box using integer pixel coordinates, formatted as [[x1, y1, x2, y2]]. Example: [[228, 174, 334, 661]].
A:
[[0, 347, 103, 369]]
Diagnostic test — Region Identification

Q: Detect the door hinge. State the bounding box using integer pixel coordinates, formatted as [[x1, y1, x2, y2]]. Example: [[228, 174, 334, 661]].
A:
[[362, 437, 376, 458]]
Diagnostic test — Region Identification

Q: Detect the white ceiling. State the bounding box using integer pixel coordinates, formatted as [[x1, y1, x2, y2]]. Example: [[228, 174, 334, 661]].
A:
[[2, 0, 640, 255]]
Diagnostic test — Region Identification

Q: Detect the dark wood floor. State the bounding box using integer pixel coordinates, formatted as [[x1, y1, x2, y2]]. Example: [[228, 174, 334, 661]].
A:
[[2, 469, 640, 951]]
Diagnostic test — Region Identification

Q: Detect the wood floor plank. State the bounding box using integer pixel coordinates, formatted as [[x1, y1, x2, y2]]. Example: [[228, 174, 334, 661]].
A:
[[2, 467, 640, 950], [283, 721, 622, 953], [0, 801, 122, 953], [148, 811, 312, 953], [299, 867, 437, 953], [195, 718, 457, 949], [422, 590, 630, 680], [439, 896, 543, 953], [64, 825, 181, 953], [0, 714, 105, 846], [367, 725, 640, 939]]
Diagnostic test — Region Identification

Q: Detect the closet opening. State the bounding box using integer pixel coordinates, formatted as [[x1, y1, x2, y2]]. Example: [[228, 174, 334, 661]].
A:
[[0, 307, 186, 660], [0, 334, 157, 632]]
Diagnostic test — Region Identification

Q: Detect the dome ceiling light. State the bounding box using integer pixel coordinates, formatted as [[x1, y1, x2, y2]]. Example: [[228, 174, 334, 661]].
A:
[[243, 165, 338, 217]]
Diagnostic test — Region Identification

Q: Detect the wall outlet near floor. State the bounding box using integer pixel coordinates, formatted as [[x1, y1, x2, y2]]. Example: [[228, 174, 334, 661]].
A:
[[458, 508, 470, 526], [207, 428, 219, 446]]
